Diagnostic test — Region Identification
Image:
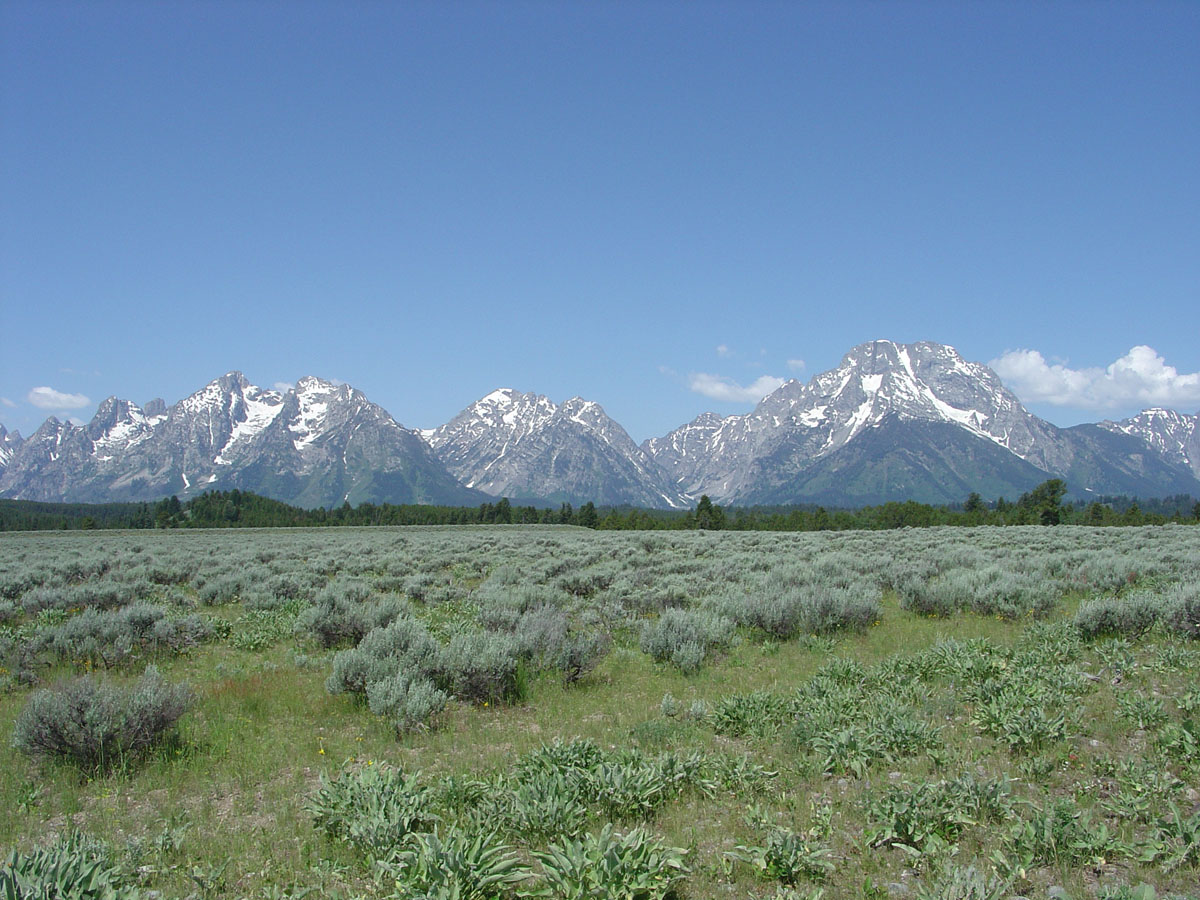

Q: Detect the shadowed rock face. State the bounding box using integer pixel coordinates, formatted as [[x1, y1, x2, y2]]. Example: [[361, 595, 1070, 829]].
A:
[[0, 373, 483, 508], [426, 389, 687, 508]]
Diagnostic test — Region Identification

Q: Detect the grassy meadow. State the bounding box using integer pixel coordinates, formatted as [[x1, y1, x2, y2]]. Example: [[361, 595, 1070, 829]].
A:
[[1, 524, 1198, 899]]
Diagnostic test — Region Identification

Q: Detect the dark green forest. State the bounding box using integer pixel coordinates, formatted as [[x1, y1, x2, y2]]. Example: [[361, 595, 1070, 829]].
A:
[[2, 482, 1198, 532]]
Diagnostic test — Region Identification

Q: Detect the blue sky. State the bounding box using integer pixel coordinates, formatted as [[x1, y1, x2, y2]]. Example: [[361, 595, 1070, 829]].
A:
[[3, 1, 1198, 443]]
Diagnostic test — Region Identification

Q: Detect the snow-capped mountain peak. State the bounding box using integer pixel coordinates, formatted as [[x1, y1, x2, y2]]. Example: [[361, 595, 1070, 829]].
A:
[[1100, 407, 1200, 478], [426, 389, 687, 507], [647, 340, 1066, 501], [0, 373, 480, 508]]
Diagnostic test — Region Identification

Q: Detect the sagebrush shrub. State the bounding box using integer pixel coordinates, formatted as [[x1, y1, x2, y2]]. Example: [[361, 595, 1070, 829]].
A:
[[43, 604, 211, 669], [640, 608, 733, 671], [366, 672, 448, 734], [1162, 581, 1200, 639], [1075, 591, 1167, 639], [436, 631, 522, 704], [12, 665, 192, 773], [295, 579, 405, 648]]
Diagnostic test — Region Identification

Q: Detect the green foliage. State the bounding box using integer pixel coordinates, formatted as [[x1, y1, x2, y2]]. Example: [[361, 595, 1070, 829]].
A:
[[11, 665, 192, 774], [533, 824, 689, 900], [728, 825, 835, 884], [499, 768, 590, 841], [1002, 797, 1125, 868], [0, 832, 138, 900], [1145, 802, 1200, 871], [378, 827, 531, 900], [913, 864, 1009, 900], [866, 775, 1012, 854], [971, 685, 1069, 753], [308, 762, 438, 857]]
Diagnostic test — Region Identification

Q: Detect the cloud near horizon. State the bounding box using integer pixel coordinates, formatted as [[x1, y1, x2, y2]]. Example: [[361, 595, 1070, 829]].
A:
[[27, 386, 91, 410], [688, 372, 786, 404], [990, 346, 1200, 411]]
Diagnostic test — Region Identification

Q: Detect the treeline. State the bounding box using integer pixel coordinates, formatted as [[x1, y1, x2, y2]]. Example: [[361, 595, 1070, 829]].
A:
[[2, 481, 1198, 533]]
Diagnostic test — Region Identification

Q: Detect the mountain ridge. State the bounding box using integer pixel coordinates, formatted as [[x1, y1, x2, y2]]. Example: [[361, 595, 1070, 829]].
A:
[[3, 341, 1199, 508]]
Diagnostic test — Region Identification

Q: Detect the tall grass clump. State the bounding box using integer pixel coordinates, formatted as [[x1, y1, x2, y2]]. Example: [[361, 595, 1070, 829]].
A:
[[12, 665, 193, 774]]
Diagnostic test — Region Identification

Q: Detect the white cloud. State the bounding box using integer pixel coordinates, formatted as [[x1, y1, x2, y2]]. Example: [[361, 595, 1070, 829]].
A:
[[27, 386, 91, 410], [0, 397, 16, 409], [716, 344, 732, 358], [990, 346, 1200, 411], [67, 417, 87, 426], [787, 358, 806, 372], [688, 372, 785, 404], [274, 381, 295, 392]]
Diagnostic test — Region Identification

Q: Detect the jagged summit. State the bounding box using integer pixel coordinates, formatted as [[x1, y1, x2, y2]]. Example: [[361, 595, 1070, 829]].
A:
[[0, 374, 481, 508]]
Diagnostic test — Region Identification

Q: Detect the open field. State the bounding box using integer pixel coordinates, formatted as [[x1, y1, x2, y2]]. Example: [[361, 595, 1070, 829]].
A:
[[2, 525, 1199, 899]]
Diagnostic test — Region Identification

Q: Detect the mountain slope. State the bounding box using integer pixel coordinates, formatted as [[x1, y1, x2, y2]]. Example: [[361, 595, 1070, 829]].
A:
[[427, 389, 686, 507], [734, 416, 1056, 507]]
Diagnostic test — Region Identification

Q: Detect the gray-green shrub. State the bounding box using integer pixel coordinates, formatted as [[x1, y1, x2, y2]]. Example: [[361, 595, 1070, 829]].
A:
[[640, 608, 733, 671], [12, 665, 192, 773], [1075, 591, 1169, 639]]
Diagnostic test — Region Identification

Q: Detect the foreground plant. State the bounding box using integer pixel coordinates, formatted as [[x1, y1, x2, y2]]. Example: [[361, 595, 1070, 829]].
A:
[[378, 827, 531, 900], [11, 665, 192, 775], [0, 831, 138, 900], [728, 825, 836, 884], [533, 824, 689, 900], [308, 761, 438, 857]]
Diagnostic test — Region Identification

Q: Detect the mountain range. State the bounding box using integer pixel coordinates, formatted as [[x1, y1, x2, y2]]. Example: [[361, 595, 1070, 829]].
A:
[[2, 340, 1198, 509]]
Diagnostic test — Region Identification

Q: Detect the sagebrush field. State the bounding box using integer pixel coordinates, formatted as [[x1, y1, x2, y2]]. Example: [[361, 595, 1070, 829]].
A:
[[2, 525, 1198, 899]]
